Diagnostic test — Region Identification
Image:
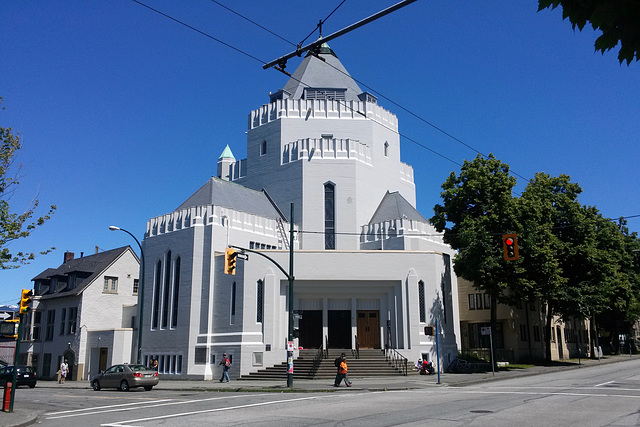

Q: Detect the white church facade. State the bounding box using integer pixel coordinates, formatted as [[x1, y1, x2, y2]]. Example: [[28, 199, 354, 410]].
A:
[[140, 44, 461, 379]]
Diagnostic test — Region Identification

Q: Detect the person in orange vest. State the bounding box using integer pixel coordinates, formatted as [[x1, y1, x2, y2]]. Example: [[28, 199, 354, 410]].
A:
[[333, 352, 352, 387]]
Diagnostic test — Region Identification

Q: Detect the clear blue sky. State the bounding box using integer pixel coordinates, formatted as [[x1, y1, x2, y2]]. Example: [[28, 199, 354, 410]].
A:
[[2, 0, 639, 304]]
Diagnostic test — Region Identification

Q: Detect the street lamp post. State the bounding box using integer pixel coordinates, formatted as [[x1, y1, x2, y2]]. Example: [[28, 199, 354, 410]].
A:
[[109, 226, 145, 365]]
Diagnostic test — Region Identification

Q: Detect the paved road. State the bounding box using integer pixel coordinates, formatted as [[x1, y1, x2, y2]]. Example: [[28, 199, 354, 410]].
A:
[[4, 355, 640, 426]]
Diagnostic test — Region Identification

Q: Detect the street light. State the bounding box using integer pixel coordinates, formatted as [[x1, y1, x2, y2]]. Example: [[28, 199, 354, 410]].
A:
[[109, 225, 145, 365]]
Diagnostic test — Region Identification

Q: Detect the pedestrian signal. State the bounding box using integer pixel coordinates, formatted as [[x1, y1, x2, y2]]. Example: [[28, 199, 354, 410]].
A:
[[503, 233, 519, 261], [424, 326, 435, 335], [20, 289, 33, 313], [224, 248, 237, 275]]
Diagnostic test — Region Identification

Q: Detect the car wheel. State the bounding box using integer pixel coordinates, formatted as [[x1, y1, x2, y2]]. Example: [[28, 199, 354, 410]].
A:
[[119, 380, 129, 391], [144, 385, 153, 391], [92, 380, 101, 391], [28, 383, 36, 389]]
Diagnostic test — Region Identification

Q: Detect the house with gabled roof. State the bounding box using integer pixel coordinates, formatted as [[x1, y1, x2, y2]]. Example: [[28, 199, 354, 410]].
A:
[[139, 43, 461, 380], [20, 246, 139, 380]]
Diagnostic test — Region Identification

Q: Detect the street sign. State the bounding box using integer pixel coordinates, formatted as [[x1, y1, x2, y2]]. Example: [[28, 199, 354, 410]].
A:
[[481, 326, 492, 336], [287, 341, 295, 351], [0, 312, 11, 320]]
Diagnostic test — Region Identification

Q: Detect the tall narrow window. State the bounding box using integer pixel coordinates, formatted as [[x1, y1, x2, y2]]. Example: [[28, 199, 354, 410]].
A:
[[162, 251, 172, 329], [418, 281, 426, 323], [324, 183, 335, 250], [171, 257, 180, 328], [152, 261, 162, 329], [384, 141, 389, 157], [59, 308, 66, 336], [257, 280, 264, 323], [231, 282, 237, 318], [260, 140, 267, 156]]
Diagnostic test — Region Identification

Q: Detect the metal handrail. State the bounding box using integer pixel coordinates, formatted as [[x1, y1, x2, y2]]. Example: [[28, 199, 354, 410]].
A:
[[384, 347, 408, 376], [311, 345, 324, 377], [354, 335, 360, 359]]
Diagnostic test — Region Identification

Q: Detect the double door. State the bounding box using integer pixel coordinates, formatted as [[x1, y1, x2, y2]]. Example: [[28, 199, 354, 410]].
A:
[[357, 310, 380, 349]]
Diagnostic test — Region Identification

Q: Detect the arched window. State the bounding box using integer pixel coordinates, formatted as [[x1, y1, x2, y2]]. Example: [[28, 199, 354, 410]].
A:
[[256, 280, 264, 323], [161, 251, 171, 329], [152, 261, 162, 329], [171, 257, 180, 328], [384, 141, 389, 157], [324, 182, 335, 249], [418, 280, 426, 323]]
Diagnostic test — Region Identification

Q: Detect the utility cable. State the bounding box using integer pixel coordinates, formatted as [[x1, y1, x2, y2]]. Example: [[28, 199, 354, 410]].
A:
[[299, 0, 348, 45]]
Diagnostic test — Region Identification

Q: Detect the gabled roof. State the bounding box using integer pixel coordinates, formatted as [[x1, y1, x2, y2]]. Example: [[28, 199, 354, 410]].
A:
[[369, 191, 428, 225], [176, 177, 285, 220], [281, 43, 363, 102], [33, 246, 136, 299]]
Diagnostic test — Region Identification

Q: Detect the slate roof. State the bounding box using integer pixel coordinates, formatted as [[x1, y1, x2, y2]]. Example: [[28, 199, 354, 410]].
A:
[[369, 191, 428, 224], [33, 246, 135, 299], [176, 177, 285, 220], [282, 43, 363, 102]]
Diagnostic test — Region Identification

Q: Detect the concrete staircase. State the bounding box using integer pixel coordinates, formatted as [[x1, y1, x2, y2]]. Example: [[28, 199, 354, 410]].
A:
[[240, 349, 405, 380]]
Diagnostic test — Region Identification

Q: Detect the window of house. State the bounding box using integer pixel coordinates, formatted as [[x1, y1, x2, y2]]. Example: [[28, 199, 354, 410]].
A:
[[260, 140, 267, 156], [133, 279, 139, 295], [45, 310, 55, 341], [60, 308, 66, 336], [194, 347, 206, 364], [68, 307, 77, 335], [520, 324, 528, 341], [171, 257, 180, 328], [484, 294, 491, 309], [104, 276, 118, 293], [231, 282, 236, 322], [468, 294, 475, 310], [304, 88, 346, 101], [152, 261, 162, 329], [469, 323, 504, 349], [533, 325, 541, 342], [418, 281, 426, 322], [476, 294, 483, 310], [324, 183, 335, 250], [32, 311, 41, 341], [257, 280, 264, 323]]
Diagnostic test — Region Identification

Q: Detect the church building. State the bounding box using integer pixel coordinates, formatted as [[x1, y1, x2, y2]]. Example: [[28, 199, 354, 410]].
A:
[[140, 44, 461, 379]]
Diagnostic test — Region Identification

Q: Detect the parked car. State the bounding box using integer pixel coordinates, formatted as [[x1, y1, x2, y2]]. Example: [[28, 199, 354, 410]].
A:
[[90, 364, 158, 391], [0, 365, 37, 388]]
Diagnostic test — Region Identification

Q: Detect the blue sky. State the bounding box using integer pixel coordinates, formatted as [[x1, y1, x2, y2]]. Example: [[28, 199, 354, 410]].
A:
[[2, 0, 639, 304]]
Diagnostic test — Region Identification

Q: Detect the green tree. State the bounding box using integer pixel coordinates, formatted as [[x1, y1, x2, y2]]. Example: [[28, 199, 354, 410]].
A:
[[1, 97, 56, 269], [431, 154, 518, 360], [538, 0, 640, 64]]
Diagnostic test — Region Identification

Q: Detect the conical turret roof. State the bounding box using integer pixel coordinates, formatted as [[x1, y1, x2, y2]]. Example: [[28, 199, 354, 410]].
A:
[[281, 42, 363, 102]]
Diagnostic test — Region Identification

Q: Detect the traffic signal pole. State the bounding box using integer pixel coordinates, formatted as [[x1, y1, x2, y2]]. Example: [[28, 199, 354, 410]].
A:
[[8, 313, 23, 413]]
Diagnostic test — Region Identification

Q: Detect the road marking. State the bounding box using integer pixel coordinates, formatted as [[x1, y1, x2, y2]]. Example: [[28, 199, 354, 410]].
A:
[[46, 393, 266, 420], [595, 380, 615, 387], [45, 399, 173, 416], [99, 393, 364, 426]]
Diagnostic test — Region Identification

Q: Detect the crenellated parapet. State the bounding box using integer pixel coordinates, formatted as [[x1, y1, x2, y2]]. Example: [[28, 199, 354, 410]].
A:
[[248, 99, 398, 130], [360, 218, 445, 249], [282, 137, 372, 165], [145, 204, 281, 244]]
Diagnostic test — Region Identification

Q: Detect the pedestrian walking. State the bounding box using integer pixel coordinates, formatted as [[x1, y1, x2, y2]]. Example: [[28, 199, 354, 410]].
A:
[[218, 352, 231, 382], [333, 352, 352, 387], [60, 360, 69, 384]]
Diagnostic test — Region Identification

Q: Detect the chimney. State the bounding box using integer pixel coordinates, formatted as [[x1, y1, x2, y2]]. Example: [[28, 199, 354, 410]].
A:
[[64, 251, 74, 263]]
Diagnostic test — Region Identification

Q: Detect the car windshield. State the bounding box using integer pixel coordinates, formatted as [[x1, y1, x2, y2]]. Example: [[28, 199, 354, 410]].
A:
[[129, 365, 149, 371]]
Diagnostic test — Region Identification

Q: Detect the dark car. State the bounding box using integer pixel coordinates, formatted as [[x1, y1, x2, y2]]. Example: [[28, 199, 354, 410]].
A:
[[90, 364, 158, 391], [0, 365, 37, 388]]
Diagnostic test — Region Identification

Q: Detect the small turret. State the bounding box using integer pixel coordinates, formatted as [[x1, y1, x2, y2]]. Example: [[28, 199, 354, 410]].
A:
[[217, 145, 235, 181]]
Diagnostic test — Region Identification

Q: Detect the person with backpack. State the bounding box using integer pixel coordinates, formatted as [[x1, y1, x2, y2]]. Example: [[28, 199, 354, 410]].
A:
[[219, 352, 231, 382], [333, 352, 352, 387]]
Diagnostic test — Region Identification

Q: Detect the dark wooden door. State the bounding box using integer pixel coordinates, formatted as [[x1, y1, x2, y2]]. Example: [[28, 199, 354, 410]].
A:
[[357, 311, 380, 349]]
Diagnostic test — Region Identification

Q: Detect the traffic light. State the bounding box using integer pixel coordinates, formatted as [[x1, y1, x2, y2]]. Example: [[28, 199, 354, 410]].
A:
[[503, 233, 519, 261], [0, 319, 19, 339], [19, 289, 33, 313], [224, 248, 237, 275], [424, 326, 435, 335]]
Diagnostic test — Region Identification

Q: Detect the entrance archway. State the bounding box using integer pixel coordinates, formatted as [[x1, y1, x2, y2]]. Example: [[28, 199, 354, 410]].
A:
[[328, 310, 351, 348]]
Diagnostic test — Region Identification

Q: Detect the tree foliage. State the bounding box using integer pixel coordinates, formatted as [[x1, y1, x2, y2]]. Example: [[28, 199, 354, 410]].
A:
[[432, 154, 640, 360], [538, 0, 640, 64], [0, 97, 56, 269]]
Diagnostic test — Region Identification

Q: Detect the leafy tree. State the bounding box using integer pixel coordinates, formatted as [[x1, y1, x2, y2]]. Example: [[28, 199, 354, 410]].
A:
[[538, 0, 640, 64], [430, 154, 518, 359], [1, 97, 56, 269]]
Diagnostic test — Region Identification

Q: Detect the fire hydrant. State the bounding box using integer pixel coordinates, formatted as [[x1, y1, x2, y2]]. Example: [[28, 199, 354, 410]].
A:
[[3, 381, 11, 412]]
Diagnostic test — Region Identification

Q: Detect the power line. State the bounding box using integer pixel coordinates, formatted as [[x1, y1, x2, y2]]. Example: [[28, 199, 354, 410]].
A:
[[299, 0, 348, 45]]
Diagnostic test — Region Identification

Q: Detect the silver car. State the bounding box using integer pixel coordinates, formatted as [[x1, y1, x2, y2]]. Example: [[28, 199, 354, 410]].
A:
[[90, 364, 158, 391]]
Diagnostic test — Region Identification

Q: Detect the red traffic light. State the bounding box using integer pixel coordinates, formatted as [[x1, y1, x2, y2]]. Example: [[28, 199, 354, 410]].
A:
[[502, 233, 519, 261], [505, 237, 514, 246]]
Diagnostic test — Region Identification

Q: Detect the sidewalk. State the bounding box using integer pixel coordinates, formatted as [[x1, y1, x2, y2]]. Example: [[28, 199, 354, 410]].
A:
[[3, 354, 638, 426]]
